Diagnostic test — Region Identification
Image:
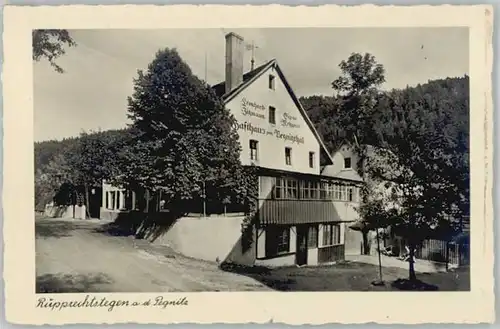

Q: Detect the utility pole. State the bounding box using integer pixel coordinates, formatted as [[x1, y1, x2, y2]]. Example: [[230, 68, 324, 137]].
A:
[[204, 51, 208, 82], [203, 180, 206, 219]]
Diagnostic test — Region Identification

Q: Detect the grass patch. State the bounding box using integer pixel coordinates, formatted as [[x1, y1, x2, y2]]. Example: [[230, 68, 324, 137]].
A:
[[222, 261, 469, 291]]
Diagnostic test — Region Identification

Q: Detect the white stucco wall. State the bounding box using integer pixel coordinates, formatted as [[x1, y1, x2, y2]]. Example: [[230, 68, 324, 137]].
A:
[[330, 200, 360, 222], [255, 254, 296, 267], [102, 181, 135, 212], [330, 144, 359, 174], [226, 65, 321, 175], [151, 216, 246, 263], [256, 228, 266, 258], [44, 204, 86, 219], [307, 248, 319, 265], [289, 225, 297, 253]]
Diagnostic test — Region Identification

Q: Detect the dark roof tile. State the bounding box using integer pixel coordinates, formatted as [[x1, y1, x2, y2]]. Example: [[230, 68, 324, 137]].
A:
[[211, 61, 272, 99]]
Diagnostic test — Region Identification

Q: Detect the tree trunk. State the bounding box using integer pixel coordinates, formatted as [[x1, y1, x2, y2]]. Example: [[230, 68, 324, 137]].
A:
[[144, 189, 150, 213], [408, 242, 417, 281], [445, 240, 449, 272], [158, 190, 162, 212], [362, 230, 370, 255], [84, 183, 92, 219], [376, 229, 383, 282]]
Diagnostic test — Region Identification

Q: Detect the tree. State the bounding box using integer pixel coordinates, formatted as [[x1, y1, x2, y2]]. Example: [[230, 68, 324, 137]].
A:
[[35, 142, 80, 211], [115, 48, 244, 215], [331, 52, 386, 176], [70, 130, 125, 218], [304, 60, 469, 283], [356, 195, 397, 284], [300, 95, 344, 152], [330, 53, 386, 256], [32, 29, 76, 73], [34, 128, 131, 217], [364, 77, 470, 282]]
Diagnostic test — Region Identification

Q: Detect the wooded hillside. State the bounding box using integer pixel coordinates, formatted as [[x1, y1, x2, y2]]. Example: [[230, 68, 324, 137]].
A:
[[301, 76, 469, 159]]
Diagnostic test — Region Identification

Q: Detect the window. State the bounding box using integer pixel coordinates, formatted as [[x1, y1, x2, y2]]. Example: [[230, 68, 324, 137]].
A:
[[285, 147, 292, 165], [308, 152, 315, 168], [285, 179, 298, 199], [319, 182, 328, 199], [274, 178, 298, 199], [269, 75, 275, 90], [275, 178, 283, 199], [269, 106, 276, 124], [340, 185, 347, 201], [105, 192, 109, 209], [301, 181, 319, 199], [307, 225, 319, 248], [249, 140, 258, 161], [332, 184, 338, 200], [327, 183, 335, 199], [348, 187, 354, 202], [301, 181, 309, 199], [322, 224, 341, 246], [265, 226, 290, 256], [311, 182, 319, 199], [344, 157, 352, 169]]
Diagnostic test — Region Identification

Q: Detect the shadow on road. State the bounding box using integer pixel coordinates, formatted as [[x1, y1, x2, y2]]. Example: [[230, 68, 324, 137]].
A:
[[220, 263, 296, 291], [35, 220, 81, 239], [36, 272, 114, 293], [390, 278, 439, 291], [94, 211, 179, 242]]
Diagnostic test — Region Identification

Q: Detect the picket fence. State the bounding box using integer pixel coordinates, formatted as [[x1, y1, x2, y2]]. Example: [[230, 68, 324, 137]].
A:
[[413, 239, 470, 266]]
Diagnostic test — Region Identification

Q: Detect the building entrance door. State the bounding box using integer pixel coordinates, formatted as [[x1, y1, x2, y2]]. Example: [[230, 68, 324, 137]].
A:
[[296, 225, 308, 266], [88, 187, 102, 219]]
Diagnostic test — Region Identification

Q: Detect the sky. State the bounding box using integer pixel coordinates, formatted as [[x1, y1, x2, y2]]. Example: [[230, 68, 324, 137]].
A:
[[34, 28, 469, 142]]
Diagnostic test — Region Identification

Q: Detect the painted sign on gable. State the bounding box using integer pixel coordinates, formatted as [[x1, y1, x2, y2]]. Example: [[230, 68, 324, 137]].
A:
[[281, 112, 301, 129], [233, 121, 305, 144], [241, 97, 265, 119]]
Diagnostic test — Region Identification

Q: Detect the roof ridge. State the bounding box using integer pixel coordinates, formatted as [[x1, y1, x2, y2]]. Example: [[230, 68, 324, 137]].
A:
[[211, 59, 275, 97]]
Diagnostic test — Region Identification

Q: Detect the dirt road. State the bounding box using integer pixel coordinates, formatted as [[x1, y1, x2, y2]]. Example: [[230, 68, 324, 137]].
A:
[[35, 217, 269, 292]]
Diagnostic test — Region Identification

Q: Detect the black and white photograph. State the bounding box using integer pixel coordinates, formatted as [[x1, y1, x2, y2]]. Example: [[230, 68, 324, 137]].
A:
[[34, 27, 471, 293], [2, 4, 493, 325]]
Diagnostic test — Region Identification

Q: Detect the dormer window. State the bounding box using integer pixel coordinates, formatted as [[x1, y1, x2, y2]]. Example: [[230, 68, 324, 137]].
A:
[[269, 75, 275, 90], [344, 157, 352, 169]]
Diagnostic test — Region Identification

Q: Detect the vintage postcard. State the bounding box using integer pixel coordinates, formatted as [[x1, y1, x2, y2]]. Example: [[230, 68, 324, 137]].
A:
[[2, 4, 494, 325]]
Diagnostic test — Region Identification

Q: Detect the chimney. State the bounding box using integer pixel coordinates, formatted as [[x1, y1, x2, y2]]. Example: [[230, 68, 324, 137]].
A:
[[225, 32, 244, 93]]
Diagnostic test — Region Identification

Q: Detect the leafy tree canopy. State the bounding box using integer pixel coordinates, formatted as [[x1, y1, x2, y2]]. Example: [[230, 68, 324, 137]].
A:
[[302, 53, 469, 281], [32, 29, 76, 73], [116, 48, 244, 211]]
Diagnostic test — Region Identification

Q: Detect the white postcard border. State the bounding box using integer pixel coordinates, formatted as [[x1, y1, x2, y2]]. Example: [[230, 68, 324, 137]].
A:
[[2, 4, 494, 325]]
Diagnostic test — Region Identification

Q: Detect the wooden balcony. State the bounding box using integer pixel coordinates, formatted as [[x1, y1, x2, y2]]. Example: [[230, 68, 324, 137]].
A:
[[258, 199, 359, 225]]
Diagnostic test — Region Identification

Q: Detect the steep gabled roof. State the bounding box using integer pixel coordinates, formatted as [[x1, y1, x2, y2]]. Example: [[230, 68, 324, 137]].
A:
[[321, 167, 364, 183], [212, 61, 271, 100], [211, 59, 334, 166]]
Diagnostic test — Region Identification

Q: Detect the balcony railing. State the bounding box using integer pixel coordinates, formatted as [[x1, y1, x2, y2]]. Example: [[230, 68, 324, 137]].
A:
[[258, 199, 359, 225]]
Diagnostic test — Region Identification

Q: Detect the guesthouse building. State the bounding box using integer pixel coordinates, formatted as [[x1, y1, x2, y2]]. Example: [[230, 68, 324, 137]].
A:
[[101, 32, 365, 267], [212, 32, 363, 266]]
